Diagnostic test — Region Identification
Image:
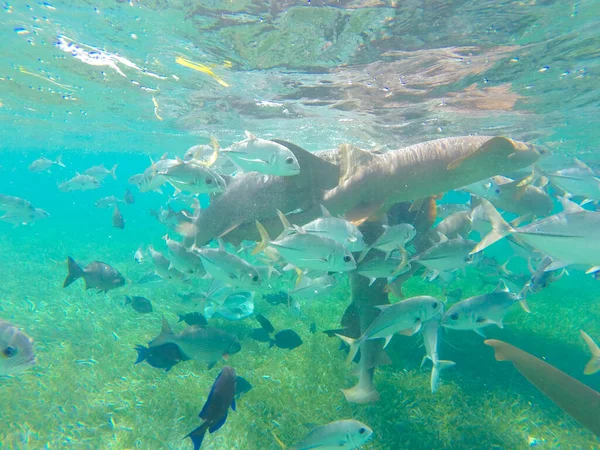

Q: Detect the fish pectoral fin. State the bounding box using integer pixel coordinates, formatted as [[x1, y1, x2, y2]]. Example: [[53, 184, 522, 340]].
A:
[[383, 334, 393, 348], [474, 328, 487, 338]]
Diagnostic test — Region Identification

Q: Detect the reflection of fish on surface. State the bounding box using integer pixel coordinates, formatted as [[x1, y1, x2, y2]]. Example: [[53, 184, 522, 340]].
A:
[[485, 339, 600, 437]]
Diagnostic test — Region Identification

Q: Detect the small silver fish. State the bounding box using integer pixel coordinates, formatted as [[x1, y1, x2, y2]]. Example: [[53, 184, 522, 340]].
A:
[[83, 164, 118, 181], [28, 155, 65, 172], [285, 419, 373, 450], [58, 174, 101, 192]]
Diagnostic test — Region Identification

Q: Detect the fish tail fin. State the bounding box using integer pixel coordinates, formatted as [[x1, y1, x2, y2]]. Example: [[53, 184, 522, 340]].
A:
[[63, 256, 84, 288], [518, 295, 531, 313], [124, 295, 132, 305], [431, 360, 456, 393], [580, 330, 600, 375], [252, 221, 271, 255], [336, 334, 360, 365], [207, 136, 220, 167], [110, 164, 118, 180], [273, 432, 287, 449], [184, 422, 209, 450], [134, 345, 149, 364], [471, 198, 513, 254], [56, 155, 66, 167], [393, 245, 410, 273]]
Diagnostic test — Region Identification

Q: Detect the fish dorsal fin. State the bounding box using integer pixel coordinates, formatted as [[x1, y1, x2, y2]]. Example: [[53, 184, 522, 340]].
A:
[[276, 209, 292, 230], [558, 197, 585, 214], [338, 143, 376, 184], [160, 316, 174, 337], [160, 152, 169, 160], [245, 130, 257, 140], [437, 232, 449, 243], [494, 279, 509, 293], [573, 158, 591, 171], [319, 204, 332, 217], [447, 137, 516, 171], [217, 239, 226, 251], [271, 139, 340, 190]]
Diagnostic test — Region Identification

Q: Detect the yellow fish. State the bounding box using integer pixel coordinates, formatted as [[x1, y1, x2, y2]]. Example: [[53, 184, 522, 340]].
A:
[[175, 57, 229, 87]]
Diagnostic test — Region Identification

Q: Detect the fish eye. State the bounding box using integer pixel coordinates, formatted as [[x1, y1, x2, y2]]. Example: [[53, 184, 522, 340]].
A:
[[2, 346, 17, 358], [343, 255, 352, 263], [432, 302, 439, 309], [495, 188, 500, 194], [285, 157, 295, 164], [252, 274, 259, 282], [359, 427, 366, 434], [206, 178, 213, 184], [449, 313, 459, 321]]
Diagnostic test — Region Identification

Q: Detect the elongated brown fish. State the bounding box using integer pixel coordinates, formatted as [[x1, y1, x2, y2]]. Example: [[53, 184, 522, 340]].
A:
[[485, 339, 600, 437]]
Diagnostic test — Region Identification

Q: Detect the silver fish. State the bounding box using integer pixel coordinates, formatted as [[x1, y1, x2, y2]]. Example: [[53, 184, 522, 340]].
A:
[[411, 234, 481, 279], [356, 255, 411, 286], [337, 296, 443, 364], [163, 234, 205, 277], [420, 317, 455, 393], [95, 196, 124, 208], [29, 155, 65, 172], [441, 281, 527, 335], [287, 419, 373, 450], [358, 223, 416, 261], [280, 206, 365, 253], [193, 243, 262, 288], [58, 174, 101, 192], [158, 158, 226, 195], [205, 291, 255, 321], [0, 206, 49, 226], [148, 245, 189, 282], [463, 174, 553, 217], [291, 274, 337, 300], [222, 131, 301, 176], [0, 319, 35, 375], [254, 222, 356, 272], [83, 164, 118, 181], [474, 197, 600, 274], [544, 158, 600, 201]]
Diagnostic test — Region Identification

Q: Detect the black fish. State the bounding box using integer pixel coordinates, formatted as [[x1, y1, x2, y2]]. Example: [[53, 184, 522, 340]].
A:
[[262, 291, 291, 306], [178, 312, 208, 327], [124, 188, 135, 204], [63, 257, 125, 292], [255, 313, 274, 333], [185, 366, 237, 450], [309, 322, 317, 334], [134, 343, 189, 372], [112, 205, 125, 229], [272, 329, 303, 350], [125, 295, 153, 313], [249, 328, 272, 343], [235, 376, 252, 397]]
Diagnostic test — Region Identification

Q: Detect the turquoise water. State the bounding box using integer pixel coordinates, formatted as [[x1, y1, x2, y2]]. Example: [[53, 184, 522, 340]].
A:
[[2, 1, 600, 449]]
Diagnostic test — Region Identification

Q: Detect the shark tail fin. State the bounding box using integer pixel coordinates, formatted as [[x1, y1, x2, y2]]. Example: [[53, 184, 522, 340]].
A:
[[471, 198, 514, 254], [580, 330, 600, 375], [336, 334, 361, 366], [252, 221, 271, 255], [431, 360, 456, 393]]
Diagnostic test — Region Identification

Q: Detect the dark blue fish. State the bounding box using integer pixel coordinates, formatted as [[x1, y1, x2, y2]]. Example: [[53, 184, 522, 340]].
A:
[[125, 296, 153, 313], [178, 312, 208, 327], [272, 329, 303, 350], [134, 343, 189, 372], [185, 366, 237, 450], [255, 313, 274, 333], [235, 376, 252, 397], [262, 291, 291, 306]]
